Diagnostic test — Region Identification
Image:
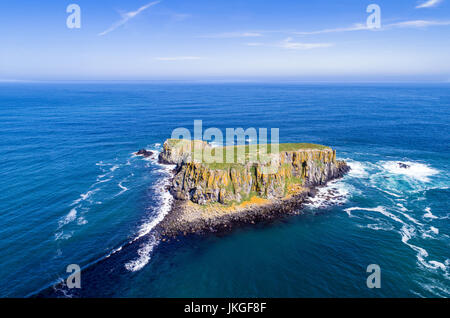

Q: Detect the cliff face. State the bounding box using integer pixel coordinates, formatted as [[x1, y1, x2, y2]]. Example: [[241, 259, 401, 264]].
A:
[[159, 139, 349, 205]]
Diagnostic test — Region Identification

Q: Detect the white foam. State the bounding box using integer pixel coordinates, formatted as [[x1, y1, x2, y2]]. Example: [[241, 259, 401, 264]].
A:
[[54, 230, 73, 241], [365, 223, 395, 231], [374, 186, 402, 198], [347, 205, 448, 273], [422, 226, 440, 239], [344, 206, 402, 222], [139, 149, 160, 162], [381, 161, 439, 182], [304, 180, 351, 209], [94, 177, 112, 185], [346, 160, 369, 178], [124, 161, 176, 272], [423, 207, 438, 219], [400, 224, 447, 271], [77, 216, 88, 225], [115, 181, 129, 196], [419, 280, 450, 297], [427, 261, 446, 271], [395, 205, 423, 226], [124, 235, 158, 272], [110, 164, 120, 172], [134, 164, 175, 241], [71, 189, 99, 206], [95, 161, 112, 166], [58, 208, 77, 228]]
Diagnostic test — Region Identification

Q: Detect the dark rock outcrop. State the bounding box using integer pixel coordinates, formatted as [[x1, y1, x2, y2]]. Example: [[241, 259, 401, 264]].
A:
[[135, 149, 153, 158]]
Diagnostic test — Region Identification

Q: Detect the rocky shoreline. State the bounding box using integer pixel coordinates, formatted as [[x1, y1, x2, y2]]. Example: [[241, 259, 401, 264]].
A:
[[155, 188, 317, 238]]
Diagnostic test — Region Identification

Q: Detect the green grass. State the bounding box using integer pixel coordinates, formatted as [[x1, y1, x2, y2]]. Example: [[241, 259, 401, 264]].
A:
[[166, 139, 330, 170]]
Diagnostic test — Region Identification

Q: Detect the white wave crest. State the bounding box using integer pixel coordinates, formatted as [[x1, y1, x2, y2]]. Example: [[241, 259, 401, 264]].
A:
[[77, 216, 88, 225], [343, 206, 400, 221], [304, 180, 352, 209], [346, 205, 447, 273], [95, 161, 112, 167], [381, 161, 439, 182], [115, 181, 129, 196], [71, 189, 99, 206], [346, 160, 369, 178], [423, 207, 438, 219], [110, 164, 120, 172], [124, 235, 158, 272], [58, 208, 77, 228], [124, 161, 176, 272], [364, 223, 395, 231], [54, 230, 73, 241]]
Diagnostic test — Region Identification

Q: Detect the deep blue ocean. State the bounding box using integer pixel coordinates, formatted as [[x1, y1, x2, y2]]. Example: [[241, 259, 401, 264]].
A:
[[0, 83, 448, 297]]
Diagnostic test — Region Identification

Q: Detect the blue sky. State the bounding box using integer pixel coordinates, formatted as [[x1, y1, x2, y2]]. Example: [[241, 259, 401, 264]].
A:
[[0, 0, 449, 81]]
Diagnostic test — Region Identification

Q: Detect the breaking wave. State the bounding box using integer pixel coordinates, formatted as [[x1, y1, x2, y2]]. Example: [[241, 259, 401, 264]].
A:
[[124, 155, 175, 272], [423, 207, 438, 220], [344, 205, 447, 271], [304, 180, 352, 209], [380, 161, 439, 183]]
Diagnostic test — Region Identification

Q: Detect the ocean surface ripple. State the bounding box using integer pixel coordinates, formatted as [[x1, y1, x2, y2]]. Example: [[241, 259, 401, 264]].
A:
[[0, 83, 448, 297]]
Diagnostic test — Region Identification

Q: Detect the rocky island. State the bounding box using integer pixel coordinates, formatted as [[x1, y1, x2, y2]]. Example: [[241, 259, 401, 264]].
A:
[[155, 139, 350, 237]]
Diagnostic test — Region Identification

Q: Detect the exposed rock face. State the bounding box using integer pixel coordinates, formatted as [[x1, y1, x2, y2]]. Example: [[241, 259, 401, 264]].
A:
[[135, 149, 153, 158], [158, 139, 209, 164], [159, 139, 349, 206]]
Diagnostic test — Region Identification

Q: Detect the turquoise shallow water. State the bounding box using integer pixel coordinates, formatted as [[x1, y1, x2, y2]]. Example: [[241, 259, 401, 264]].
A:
[[0, 83, 448, 297]]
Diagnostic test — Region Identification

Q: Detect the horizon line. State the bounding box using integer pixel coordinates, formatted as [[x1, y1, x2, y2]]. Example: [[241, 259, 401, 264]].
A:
[[1, 79, 449, 84]]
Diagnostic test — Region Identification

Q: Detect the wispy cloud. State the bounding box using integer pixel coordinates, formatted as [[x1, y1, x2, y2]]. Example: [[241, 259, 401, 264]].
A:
[[98, 1, 160, 36], [416, 0, 443, 8], [293, 19, 450, 35], [294, 23, 369, 35], [245, 42, 264, 47], [388, 19, 450, 28], [246, 38, 333, 50], [199, 32, 263, 38], [277, 37, 333, 50], [155, 56, 202, 61]]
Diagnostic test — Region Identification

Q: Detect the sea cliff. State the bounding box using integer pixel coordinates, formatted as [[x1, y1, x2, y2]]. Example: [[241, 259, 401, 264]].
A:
[[155, 139, 349, 237]]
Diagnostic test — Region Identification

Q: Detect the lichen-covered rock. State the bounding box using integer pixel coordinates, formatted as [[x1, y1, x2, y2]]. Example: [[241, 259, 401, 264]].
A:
[[160, 139, 349, 205], [158, 139, 211, 165]]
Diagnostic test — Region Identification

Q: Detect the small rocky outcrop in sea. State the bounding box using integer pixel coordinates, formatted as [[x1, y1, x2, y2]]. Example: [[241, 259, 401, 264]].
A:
[[135, 149, 153, 158]]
